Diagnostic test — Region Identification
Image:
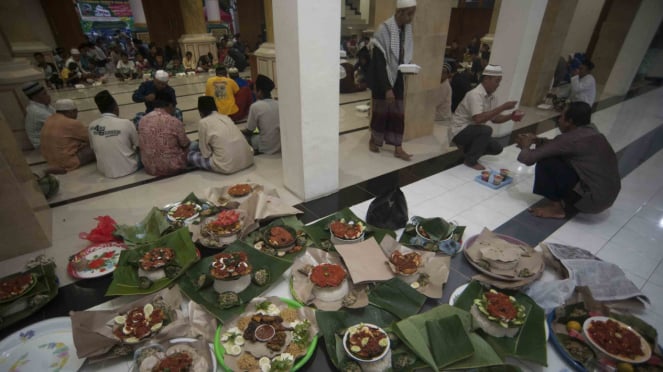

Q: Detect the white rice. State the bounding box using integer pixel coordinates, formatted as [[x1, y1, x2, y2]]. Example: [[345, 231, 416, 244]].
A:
[[213, 274, 251, 294], [313, 278, 349, 302], [138, 268, 165, 281]]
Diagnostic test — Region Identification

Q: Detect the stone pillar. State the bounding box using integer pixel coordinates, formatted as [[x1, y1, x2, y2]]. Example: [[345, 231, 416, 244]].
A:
[[0, 0, 55, 64], [403, 0, 453, 141], [205, 0, 226, 37], [482, 0, 502, 48], [178, 0, 218, 65], [589, 0, 642, 94], [129, 0, 149, 41], [273, 0, 340, 201], [561, 0, 606, 57], [254, 0, 277, 87], [520, 0, 578, 107], [488, 0, 548, 137], [602, 0, 663, 97]]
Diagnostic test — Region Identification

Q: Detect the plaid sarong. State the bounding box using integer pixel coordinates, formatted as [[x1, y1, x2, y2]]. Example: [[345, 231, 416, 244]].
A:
[[187, 150, 212, 170]]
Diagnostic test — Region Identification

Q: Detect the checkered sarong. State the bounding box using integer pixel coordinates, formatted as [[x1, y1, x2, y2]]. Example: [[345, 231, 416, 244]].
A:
[[187, 151, 212, 170]]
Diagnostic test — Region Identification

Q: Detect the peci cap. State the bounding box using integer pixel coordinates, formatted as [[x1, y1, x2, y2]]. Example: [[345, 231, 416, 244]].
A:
[[228, 67, 239, 75], [197, 96, 217, 112], [22, 81, 45, 98], [154, 70, 169, 82], [443, 62, 453, 73], [482, 64, 502, 77], [255, 74, 275, 93], [396, 0, 416, 8], [70, 48, 81, 55], [54, 99, 77, 111]]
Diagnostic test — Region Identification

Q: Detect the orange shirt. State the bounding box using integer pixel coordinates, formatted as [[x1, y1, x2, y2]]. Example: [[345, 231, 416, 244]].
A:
[[40, 113, 90, 170]]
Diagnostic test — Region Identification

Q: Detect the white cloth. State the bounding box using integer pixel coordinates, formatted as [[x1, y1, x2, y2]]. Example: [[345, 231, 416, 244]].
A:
[[116, 60, 136, 73], [435, 79, 452, 121], [88, 113, 139, 178], [246, 98, 281, 154], [25, 101, 55, 148], [450, 84, 498, 138], [198, 112, 254, 174], [370, 16, 413, 86], [570, 74, 596, 106]]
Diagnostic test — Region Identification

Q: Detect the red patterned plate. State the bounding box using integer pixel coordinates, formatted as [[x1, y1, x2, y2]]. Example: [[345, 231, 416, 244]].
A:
[[67, 242, 127, 279]]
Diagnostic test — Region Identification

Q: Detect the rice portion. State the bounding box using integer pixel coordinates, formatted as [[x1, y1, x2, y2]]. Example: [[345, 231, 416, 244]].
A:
[[237, 353, 258, 370], [237, 316, 251, 331], [281, 308, 298, 323]]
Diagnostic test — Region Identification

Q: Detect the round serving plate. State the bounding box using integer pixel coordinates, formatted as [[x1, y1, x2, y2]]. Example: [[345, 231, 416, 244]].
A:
[[462, 233, 541, 282], [67, 241, 127, 279], [165, 202, 202, 223], [583, 316, 652, 364]]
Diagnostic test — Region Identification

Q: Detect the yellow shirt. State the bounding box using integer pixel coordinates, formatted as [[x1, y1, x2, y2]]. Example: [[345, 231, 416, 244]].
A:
[[205, 76, 240, 115]]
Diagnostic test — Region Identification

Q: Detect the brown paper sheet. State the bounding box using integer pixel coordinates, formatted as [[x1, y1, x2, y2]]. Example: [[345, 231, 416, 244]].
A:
[[335, 237, 395, 283]]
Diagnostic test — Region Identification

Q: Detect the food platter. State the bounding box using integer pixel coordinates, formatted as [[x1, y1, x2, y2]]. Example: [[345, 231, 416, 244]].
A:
[[0, 317, 86, 372], [463, 232, 544, 282], [67, 241, 127, 279], [227, 183, 253, 198], [0, 272, 38, 303], [165, 201, 202, 223], [132, 337, 217, 372], [582, 316, 652, 364]]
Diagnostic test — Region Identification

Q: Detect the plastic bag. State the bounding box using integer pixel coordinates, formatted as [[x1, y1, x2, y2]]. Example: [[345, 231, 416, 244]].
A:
[[524, 278, 576, 313], [366, 188, 408, 230], [79, 216, 120, 243]]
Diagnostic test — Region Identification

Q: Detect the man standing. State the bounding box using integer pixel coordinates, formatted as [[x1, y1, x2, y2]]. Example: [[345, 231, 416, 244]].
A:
[[205, 66, 241, 120], [243, 75, 280, 155], [40, 99, 94, 171], [569, 60, 596, 107], [132, 70, 182, 125], [450, 64, 518, 170], [368, 0, 417, 161], [188, 96, 254, 174], [138, 91, 190, 176], [516, 102, 620, 219], [22, 81, 55, 149], [435, 63, 453, 121], [89, 90, 140, 178]]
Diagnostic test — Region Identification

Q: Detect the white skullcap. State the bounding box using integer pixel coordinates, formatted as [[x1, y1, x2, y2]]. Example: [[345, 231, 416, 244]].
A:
[[70, 48, 81, 55], [482, 64, 502, 76], [340, 50, 347, 59], [54, 99, 77, 111], [397, 0, 417, 8], [154, 70, 169, 82]]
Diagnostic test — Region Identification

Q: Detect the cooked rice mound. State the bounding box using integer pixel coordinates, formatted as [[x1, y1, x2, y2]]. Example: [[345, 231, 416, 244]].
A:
[[237, 353, 258, 370], [237, 316, 252, 331], [281, 308, 298, 323], [286, 342, 307, 357]]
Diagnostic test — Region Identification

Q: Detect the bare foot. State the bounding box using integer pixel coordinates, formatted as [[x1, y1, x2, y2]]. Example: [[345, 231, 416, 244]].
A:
[[394, 150, 412, 161], [464, 162, 485, 170], [528, 201, 566, 219]]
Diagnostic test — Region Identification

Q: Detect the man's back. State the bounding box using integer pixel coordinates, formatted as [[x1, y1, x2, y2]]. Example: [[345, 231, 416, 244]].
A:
[[89, 113, 139, 178], [205, 76, 239, 115], [41, 113, 89, 170], [138, 110, 190, 176], [247, 99, 280, 154], [450, 71, 472, 112], [199, 112, 253, 173]]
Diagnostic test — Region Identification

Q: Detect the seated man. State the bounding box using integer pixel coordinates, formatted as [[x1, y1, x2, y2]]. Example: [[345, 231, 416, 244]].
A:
[[89, 90, 140, 178], [34, 52, 63, 89], [228, 67, 253, 121], [166, 56, 185, 75], [132, 70, 183, 125], [243, 75, 281, 154], [205, 66, 242, 121], [115, 52, 138, 81], [138, 91, 190, 176], [22, 81, 55, 149], [569, 59, 596, 107], [450, 64, 518, 170], [197, 53, 213, 72], [516, 102, 620, 219], [66, 48, 99, 82], [40, 99, 94, 171], [188, 96, 254, 174], [61, 62, 83, 87], [182, 51, 196, 72]]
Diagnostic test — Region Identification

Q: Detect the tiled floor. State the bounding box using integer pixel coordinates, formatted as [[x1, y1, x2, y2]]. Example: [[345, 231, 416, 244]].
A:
[[4, 75, 663, 371]]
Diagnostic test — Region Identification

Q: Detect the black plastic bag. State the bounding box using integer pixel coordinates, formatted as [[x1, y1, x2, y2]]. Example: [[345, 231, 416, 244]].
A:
[[366, 188, 408, 230]]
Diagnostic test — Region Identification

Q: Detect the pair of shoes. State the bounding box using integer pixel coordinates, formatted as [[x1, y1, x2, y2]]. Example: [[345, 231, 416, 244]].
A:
[[369, 141, 380, 153], [464, 161, 485, 170], [394, 151, 412, 161]]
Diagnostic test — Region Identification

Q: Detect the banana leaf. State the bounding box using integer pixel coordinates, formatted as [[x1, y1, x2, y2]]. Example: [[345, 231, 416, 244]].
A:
[[400, 217, 466, 253], [315, 304, 400, 369], [0, 262, 58, 331], [303, 208, 396, 251], [426, 316, 474, 368], [453, 280, 548, 366], [114, 207, 171, 246], [241, 215, 310, 262], [106, 228, 199, 296], [178, 240, 293, 322], [368, 277, 426, 319]]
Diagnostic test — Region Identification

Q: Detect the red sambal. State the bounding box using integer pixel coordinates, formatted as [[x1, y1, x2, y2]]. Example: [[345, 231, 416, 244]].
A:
[[310, 263, 347, 288], [587, 319, 644, 359], [153, 352, 193, 372], [485, 291, 518, 321]]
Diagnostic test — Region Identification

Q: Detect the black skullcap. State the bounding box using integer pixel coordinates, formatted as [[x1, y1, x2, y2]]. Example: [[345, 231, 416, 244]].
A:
[[22, 81, 44, 98], [94, 90, 117, 113], [255, 74, 275, 93], [198, 96, 217, 112]]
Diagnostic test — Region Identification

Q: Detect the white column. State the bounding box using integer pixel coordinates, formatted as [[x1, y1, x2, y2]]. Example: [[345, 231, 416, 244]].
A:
[[488, 0, 548, 137], [273, 0, 340, 201], [603, 0, 663, 97], [561, 0, 605, 57], [360, 0, 370, 23], [205, 0, 221, 24], [129, 0, 147, 29]]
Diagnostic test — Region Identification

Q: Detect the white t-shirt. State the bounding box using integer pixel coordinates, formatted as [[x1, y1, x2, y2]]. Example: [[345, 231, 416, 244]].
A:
[[450, 83, 498, 138], [88, 113, 139, 178], [116, 60, 136, 73], [570, 74, 596, 106]]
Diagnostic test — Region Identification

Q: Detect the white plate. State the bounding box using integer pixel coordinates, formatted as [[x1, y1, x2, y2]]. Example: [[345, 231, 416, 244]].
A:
[[169, 338, 218, 372], [356, 104, 370, 112], [448, 283, 549, 340], [0, 317, 86, 371], [583, 316, 652, 364], [398, 64, 421, 74], [165, 202, 202, 223], [537, 104, 553, 110]]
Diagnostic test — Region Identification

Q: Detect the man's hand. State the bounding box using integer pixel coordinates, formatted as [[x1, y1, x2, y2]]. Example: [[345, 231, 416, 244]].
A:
[[386, 89, 395, 103], [145, 93, 156, 102], [502, 101, 518, 110], [515, 133, 536, 149]]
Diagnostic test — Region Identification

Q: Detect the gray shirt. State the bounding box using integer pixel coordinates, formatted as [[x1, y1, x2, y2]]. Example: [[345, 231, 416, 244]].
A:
[[246, 98, 281, 154], [25, 101, 55, 148]]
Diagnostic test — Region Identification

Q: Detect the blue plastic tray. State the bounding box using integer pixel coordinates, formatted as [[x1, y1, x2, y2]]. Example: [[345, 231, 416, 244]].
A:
[[474, 171, 513, 189]]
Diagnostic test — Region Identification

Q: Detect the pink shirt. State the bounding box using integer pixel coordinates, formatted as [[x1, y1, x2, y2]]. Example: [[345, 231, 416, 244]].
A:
[[138, 109, 190, 176]]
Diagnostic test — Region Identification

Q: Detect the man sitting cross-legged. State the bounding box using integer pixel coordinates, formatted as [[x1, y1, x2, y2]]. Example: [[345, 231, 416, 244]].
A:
[[40, 99, 94, 172], [188, 96, 254, 174], [516, 102, 621, 219], [89, 90, 140, 178]]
